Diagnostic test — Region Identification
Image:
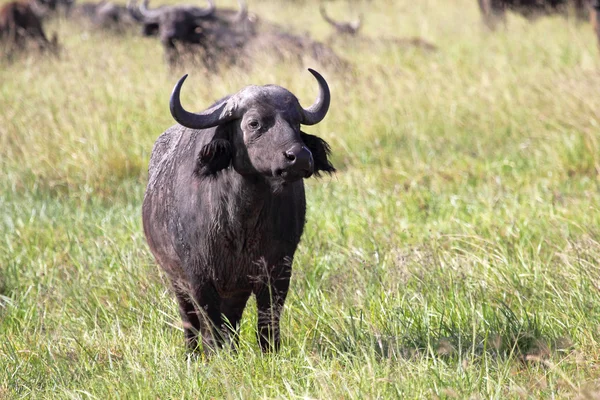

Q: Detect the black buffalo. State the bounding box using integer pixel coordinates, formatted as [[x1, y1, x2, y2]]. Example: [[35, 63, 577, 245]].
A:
[[142, 69, 335, 354], [478, 0, 589, 28], [0, 0, 58, 55], [133, 0, 249, 65], [184, 2, 349, 71], [132, 0, 347, 70]]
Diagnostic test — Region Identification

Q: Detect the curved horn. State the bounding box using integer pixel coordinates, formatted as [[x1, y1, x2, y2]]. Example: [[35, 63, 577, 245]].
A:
[[127, 0, 144, 21], [230, 0, 247, 23], [190, 0, 215, 18], [138, 0, 162, 21], [170, 75, 237, 129], [319, 4, 338, 28], [301, 69, 330, 126]]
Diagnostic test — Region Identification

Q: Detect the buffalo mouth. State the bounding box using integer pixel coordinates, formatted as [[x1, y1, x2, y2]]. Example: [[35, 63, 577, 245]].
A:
[[274, 168, 313, 183]]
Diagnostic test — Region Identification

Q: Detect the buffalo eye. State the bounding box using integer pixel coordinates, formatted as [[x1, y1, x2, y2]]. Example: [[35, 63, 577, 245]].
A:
[[248, 120, 261, 130]]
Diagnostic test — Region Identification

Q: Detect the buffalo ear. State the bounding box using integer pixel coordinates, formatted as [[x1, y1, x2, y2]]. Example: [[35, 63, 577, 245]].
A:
[[301, 131, 336, 177], [194, 139, 233, 177], [194, 127, 233, 177]]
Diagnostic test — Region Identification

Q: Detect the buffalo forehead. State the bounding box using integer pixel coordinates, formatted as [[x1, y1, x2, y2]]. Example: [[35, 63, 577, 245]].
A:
[[237, 85, 302, 117]]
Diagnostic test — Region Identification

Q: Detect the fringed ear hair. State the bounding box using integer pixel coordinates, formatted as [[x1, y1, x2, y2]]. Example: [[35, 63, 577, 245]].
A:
[[301, 132, 335, 177], [194, 126, 233, 177]]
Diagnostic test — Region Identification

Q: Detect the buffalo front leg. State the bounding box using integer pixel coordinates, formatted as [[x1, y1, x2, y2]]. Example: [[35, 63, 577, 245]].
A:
[[254, 265, 291, 352], [30, 29, 51, 52], [193, 281, 224, 355], [220, 293, 250, 348]]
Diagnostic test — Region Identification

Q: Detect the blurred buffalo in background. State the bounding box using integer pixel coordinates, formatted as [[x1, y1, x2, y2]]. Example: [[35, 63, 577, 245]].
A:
[[130, 0, 247, 65], [128, 0, 349, 71], [477, 0, 600, 54], [478, 0, 589, 29], [319, 4, 437, 52], [0, 0, 59, 57]]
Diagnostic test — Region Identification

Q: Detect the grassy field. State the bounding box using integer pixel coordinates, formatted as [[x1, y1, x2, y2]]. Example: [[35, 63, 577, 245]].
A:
[[2, 0, 600, 397]]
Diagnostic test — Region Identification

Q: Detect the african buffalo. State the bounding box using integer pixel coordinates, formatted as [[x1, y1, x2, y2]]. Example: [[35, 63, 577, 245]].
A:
[[133, 0, 245, 65], [319, 4, 436, 52], [142, 69, 335, 354], [478, 0, 589, 29], [182, 2, 348, 71], [0, 0, 58, 55]]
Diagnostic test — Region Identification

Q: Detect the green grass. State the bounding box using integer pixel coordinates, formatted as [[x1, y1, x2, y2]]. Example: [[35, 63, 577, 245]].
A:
[[2, 0, 600, 397]]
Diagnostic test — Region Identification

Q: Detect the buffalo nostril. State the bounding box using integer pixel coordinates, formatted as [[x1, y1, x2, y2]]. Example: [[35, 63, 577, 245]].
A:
[[284, 151, 296, 162]]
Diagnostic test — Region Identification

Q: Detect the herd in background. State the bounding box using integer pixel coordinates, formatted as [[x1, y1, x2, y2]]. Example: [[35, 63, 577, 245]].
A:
[[0, 0, 358, 68], [478, 0, 600, 47], [1, 0, 600, 68]]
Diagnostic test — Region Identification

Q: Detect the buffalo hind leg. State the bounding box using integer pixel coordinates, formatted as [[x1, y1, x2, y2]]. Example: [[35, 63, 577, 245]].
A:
[[255, 265, 291, 352], [221, 293, 250, 349]]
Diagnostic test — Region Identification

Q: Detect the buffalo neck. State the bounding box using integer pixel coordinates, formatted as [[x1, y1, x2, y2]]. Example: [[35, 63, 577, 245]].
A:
[[210, 168, 277, 230]]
